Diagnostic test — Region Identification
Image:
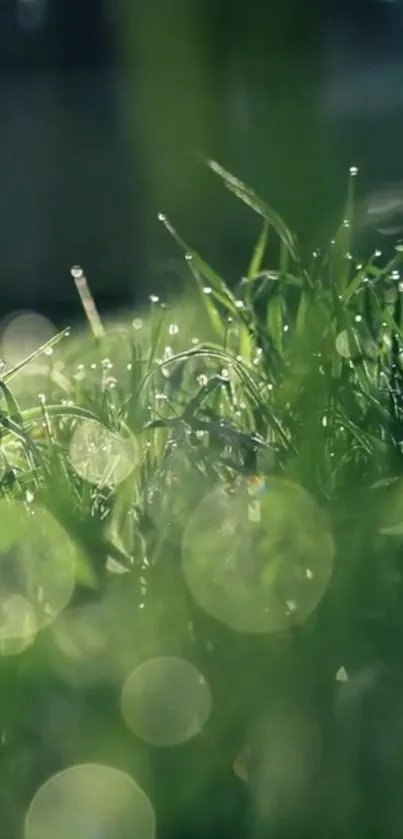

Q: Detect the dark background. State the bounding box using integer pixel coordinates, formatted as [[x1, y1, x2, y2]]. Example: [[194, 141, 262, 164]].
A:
[[1, 0, 403, 323]]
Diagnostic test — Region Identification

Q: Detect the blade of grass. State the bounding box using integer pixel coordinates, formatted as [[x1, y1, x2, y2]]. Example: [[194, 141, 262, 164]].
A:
[[140, 344, 292, 449], [266, 295, 285, 353], [160, 215, 239, 316], [207, 159, 297, 260], [330, 169, 356, 294], [4, 327, 71, 382], [0, 379, 24, 424], [248, 220, 269, 279], [72, 266, 105, 339]]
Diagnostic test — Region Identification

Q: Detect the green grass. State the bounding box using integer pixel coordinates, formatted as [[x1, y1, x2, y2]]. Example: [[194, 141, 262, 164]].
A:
[[2, 164, 403, 546], [0, 162, 401, 649], [2, 163, 403, 837]]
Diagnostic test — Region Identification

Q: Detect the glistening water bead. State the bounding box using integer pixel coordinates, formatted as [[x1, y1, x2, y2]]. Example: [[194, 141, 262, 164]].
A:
[[70, 265, 84, 280]]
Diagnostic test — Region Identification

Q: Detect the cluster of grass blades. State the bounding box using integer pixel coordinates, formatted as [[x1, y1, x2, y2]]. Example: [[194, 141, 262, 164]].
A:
[[0, 163, 402, 618], [3, 165, 403, 839]]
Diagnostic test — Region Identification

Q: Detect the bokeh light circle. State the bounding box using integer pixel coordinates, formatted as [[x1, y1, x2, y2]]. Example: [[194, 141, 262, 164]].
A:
[[182, 478, 334, 633], [1, 311, 55, 368], [69, 419, 136, 488], [0, 594, 36, 655], [0, 500, 76, 653], [121, 656, 212, 746], [25, 763, 155, 839]]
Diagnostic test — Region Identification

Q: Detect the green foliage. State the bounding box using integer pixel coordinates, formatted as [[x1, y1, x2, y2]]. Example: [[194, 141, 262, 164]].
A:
[[2, 164, 403, 839], [0, 165, 402, 600]]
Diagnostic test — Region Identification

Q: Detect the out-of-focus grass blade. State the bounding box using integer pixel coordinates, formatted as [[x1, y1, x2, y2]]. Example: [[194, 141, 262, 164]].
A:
[[0, 411, 41, 468], [238, 326, 254, 365], [267, 295, 285, 353], [331, 285, 372, 390], [21, 403, 113, 426], [343, 259, 375, 303], [184, 254, 225, 339], [4, 327, 71, 382], [72, 267, 105, 339], [279, 240, 290, 275], [252, 271, 303, 289], [330, 170, 356, 294], [207, 159, 298, 260], [0, 404, 130, 449], [148, 310, 165, 371], [0, 379, 23, 424], [183, 375, 231, 420], [296, 291, 311, 336], [248, 220, 269, 279], [343, 253, 401, 303], [370, 285, 403, 346]]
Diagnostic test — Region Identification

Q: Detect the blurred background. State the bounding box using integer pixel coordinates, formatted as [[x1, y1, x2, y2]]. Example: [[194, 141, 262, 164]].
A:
[[1, 0, 403, 321]]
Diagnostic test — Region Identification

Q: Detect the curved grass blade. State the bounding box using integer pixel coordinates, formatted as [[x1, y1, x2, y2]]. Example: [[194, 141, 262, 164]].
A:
[[139, 344, 292, 449], [207, 159, 297, 260], [21, 404, 113, 427], [159, 214, 239, 317]]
